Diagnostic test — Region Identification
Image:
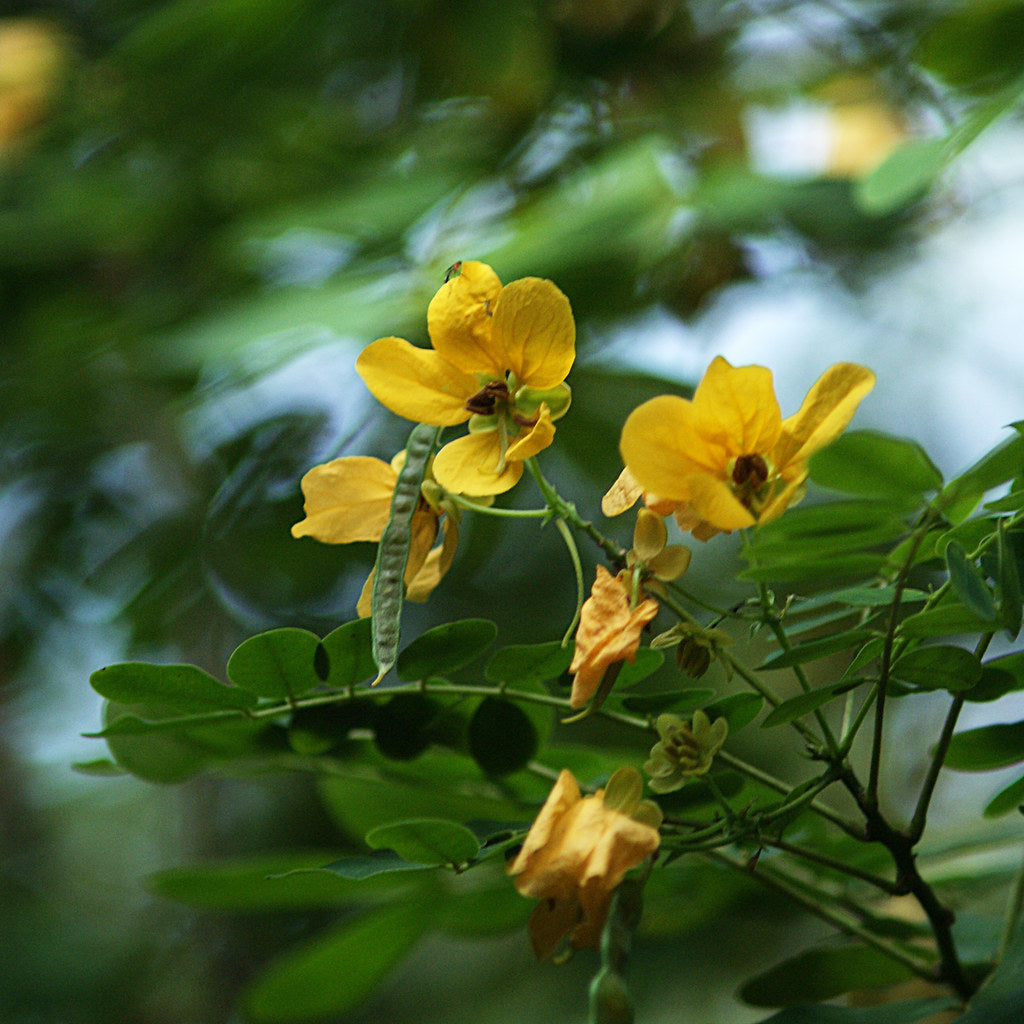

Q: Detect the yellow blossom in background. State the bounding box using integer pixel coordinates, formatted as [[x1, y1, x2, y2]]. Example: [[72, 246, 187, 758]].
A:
[[618, 357, 875, 534], [507, 767, 661, 959], [569, 565, 659, 709], [644, 710, 729, 794], [356, 261, 575, 496], [291, 453, 459, 615]]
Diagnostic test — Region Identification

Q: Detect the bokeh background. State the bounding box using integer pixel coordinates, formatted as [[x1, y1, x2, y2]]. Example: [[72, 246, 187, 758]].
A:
[[3, 1, 1024, 1021]]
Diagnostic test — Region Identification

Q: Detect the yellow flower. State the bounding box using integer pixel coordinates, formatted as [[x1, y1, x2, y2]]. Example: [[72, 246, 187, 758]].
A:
[[290, 453, 458, 615], [507, 767, 661, 960], [644, 710, 728, 794], [617, 357, 875, 534], [628, 507, 691, 586], [356, 261, 575, 497], [569, 565, 659, 709]]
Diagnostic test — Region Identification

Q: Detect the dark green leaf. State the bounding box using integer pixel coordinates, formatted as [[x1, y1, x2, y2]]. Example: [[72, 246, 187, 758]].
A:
[[148, 851, 414, 910], [898, 603, 998, 639], [759, 630, 876, 670], [945, 540, 998, 623], [70, 758, 125, 776], [227, 628, 324, 700], [616, 646, 664, 685], [945, 720, 1024, 771], [891, 645, 983, 692], [374, 692, 440, 761], [243, 899, 436, 1022], [753, 998, 958, 1024], [984, 774, 1024, 818], [999, 521, 1023, 639], [740, 944, 917, 1007], [940, 433, 1024, 510], [320, 617, 377, 690], [619, 686, 717, 714], [740, 553, 887, 584], [809, 431, 942, 498], [484, 640, 572, 685], [762, 680, 864, 728], [704, 692, 763, 733], [364, 818, 481, 866], [965, 664, 1019, 703], [320, 849, 438, 880], [90, 662, 257, 713], [468, 697, 538, 777], [396, 619, 498, 680], [99, 700, 210, 783]]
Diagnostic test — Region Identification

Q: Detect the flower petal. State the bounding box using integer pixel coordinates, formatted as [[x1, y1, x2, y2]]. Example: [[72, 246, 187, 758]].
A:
[[632, 508, 667, 563], [426, 261, 504, 378], [620, 395, 710, 501], [507, 769, 582, 885], [601, 467, 643, 517], [691, 356, 782, 455], [505, 404, 555, 461], [291, 457, 396, 543], [774, 362, 876, 469], [356, 336, 477, 425], [431, 431, 523, 496], [490, 277, 575, 389], [681, 473, 756, 532], [406, 516, 459, 602]]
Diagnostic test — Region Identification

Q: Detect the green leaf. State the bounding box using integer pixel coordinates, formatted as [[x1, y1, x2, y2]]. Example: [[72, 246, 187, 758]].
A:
[[148, 851, 415, 910], [89, 662, 257, 713], [984, 773, 1024, 818], [809, 431, 942, 498], [945, 720, 1024, 771], [964, 663, 1019, 703], [318, 849, 438, 880], [364, 818, 480, 866], [98, 700, 211, 783], [704, 692, 763, 733], [891, 644, 983, 692], [484, 640, 573, 685], [759, 630, 876, 670], [762, 680, 864, 728], [243, 899, 436, 1023], [320, 617, 377, 689], [227, 628, 324, 700], [740, 553, 888, 584], [945, 540, 998, 623], [468, 697, 538, 777], [616, 646, 665, 685], [940, 432, 1024, 510], [396, 619, 498, 681], [855, 137, 948, 214], [619, 686, 717, 715], [740, 944, 917, 1007], [999, 521, 1023, 639], [898, 603, 998, 639], [753, 997, 958, 1024]]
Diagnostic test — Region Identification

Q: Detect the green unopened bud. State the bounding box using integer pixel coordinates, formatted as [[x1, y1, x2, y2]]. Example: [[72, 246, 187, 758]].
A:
[[676, 637, 713, 678]]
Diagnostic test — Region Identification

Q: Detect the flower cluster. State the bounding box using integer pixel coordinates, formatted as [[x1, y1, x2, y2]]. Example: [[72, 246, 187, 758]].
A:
[[507, 767, 662, 959]]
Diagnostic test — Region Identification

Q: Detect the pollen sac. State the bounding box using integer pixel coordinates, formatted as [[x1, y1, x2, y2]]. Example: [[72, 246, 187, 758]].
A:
[[732, 453, 769, 489]]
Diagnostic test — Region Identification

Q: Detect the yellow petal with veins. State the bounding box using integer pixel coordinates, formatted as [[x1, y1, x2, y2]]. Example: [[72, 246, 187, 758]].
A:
[[431, 431, 523, 496], [426, 261, 504, 378], [774, 362, 876, 469], [491, 277, 575, 389], [291, 457, 396, 543], [691, 356, 782, 456], [356, 336, 477, 425], [681, 473, 756, 532], [620, 395, 708, 501], [505, 404, 555, 461]]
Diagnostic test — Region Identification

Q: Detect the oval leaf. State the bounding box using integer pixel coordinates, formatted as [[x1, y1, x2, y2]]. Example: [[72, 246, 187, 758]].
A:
[[984, 774, 1024, 818], [762, 680, 863, 728], [396, 619, 498, 681], [620, 686, 717, 715], [90, 663, 257, 713], [759, 630, 875, 670], [468, 697, 538, 777], [484, 640, 572, 685], [891, 644, 982, 692], [364, 818, 481, 866], [945, 540, 998, 623], [320, 617, 376, 689], [945, 720, 1024, 771], [809, 430, 942, 498], [227, 628, 324, 699]]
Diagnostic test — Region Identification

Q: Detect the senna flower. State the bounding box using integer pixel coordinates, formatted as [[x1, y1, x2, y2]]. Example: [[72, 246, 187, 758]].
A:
[[644, 710, 728, 794], [569, 565, 659, 709], [616, 357, 875, 535], [507, 766, 661, 960], [356, 261, 575, 497], [291, 453, 459, 615]]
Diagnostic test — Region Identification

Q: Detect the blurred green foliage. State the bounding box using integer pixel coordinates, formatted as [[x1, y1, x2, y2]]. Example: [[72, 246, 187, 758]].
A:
[[4, 1, 1024, 1022]]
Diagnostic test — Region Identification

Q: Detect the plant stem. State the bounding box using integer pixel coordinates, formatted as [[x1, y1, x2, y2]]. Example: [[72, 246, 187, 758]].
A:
[[998, 844, 1024, 961]]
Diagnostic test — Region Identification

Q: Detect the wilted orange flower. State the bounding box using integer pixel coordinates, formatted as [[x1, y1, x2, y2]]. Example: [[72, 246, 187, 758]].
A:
[[614, 357, 875, 535], [290, 453, 458, 615], [356, 261, 575, 496], [569, 565, 659, 709], [507, 767, 662, 959]]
